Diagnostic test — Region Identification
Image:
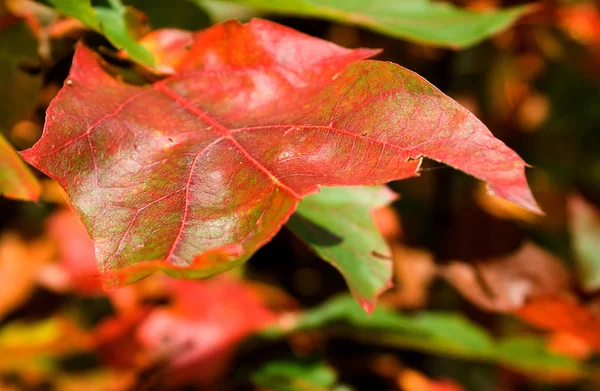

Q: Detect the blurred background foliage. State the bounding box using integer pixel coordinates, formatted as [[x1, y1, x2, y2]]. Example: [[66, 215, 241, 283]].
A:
[[1, 0, 600, 390]]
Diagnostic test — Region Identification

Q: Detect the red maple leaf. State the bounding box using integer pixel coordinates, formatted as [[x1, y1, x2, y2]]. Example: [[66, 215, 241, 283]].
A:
[[21, 19, 540, 285]]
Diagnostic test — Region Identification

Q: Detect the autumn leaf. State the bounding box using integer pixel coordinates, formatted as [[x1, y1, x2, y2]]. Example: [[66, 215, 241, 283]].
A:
[[0, 133, 41, 201], [399, 369, 465, 391], [137, 278, 275, 386], [547, 331, 593, 360], [515, 295, 600, 353], [46, 208, 104, 295], [0, 233, 54, 319], [383, 244, 436, 309], [137, 29, 193, 74], [440, 242, 571, 312], [22, 19, 540, 290]]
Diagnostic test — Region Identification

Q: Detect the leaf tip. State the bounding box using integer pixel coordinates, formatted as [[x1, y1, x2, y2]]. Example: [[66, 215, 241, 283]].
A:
[[487, 182, 544, 216], [17, 147, 35, 165], [358, 297, 376, 314]]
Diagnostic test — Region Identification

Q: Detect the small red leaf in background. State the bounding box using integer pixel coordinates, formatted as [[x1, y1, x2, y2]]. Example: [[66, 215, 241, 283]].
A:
[[46, 208, 103, 295], [137, 277, 275, 387], [558, 3, 600, 46], [93, 305, 151, 369], [138, 29, 193, 74], [21, 18, 540, 286]]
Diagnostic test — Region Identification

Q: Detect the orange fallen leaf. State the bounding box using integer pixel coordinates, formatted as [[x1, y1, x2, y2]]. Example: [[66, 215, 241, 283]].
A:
[[398, 369, 465, 391], [547, 331, 593, 360], [515, 295, 600, 352], [0, 233, 54, 319]]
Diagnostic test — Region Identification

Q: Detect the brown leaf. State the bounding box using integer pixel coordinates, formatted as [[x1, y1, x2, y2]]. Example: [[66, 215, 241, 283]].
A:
[[441, 242, 571, 312], [383, 244, 436, 308]]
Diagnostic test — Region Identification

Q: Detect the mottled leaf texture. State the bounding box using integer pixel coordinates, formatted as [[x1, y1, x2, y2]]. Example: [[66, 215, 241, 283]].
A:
[[202, 0, 530, 48], [22, 19, 540, 288], [288, 186, 396, 311], [0, 134, 40, 201], [47, 0, 99, 29]]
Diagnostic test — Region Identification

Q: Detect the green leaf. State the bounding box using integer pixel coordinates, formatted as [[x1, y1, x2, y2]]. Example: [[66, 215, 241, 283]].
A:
[[47, 0, 99, 29], [47, 0, 155, 67], [288, 186, 395, 312], [262, 296, 584, 377], [569, 196, 600, 292], [94, 6, 155, 66], [495, 337, 583, 376], [201, 0, 531, 48], [251, 358, 352, 391]]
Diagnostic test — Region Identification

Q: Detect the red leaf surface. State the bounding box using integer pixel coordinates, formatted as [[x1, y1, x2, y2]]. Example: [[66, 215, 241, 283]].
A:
[[21, 19, 540, 284]]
